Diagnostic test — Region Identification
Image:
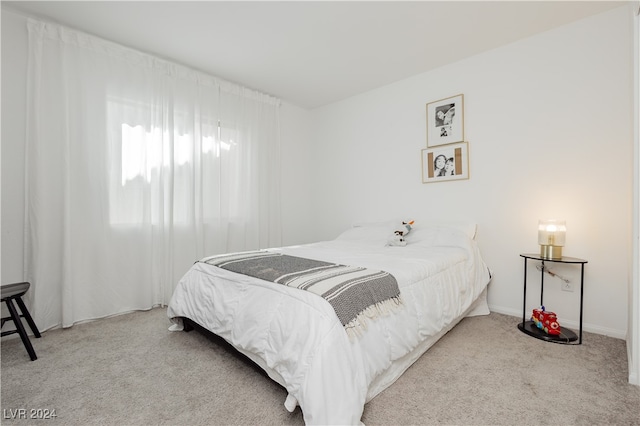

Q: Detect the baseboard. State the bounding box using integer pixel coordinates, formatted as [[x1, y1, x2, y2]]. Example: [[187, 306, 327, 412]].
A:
[[488, 304, 627, 340], [487, 305, 520, 318]]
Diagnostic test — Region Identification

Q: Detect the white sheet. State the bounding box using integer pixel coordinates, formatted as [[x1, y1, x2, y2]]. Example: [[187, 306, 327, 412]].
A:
[[167, 226, 491, 425]]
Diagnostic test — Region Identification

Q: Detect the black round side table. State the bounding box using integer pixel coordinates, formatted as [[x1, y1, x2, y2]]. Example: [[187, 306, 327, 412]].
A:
[[518, 253, 587, 345]]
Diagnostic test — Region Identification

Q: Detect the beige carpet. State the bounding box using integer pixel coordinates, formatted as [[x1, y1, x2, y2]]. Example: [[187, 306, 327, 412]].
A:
[[1, 307, 639, 425]]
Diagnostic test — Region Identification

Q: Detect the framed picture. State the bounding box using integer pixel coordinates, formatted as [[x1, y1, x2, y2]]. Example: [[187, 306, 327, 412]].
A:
[[421, 142, 469, 183], [426, 94, 464, 147]]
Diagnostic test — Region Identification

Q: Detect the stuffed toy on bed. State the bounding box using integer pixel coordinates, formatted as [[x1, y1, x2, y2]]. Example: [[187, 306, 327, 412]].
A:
[[387, 220, 415, 247]]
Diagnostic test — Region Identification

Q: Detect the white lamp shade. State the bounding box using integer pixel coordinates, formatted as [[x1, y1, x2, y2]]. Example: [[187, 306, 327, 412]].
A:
[[538, 219, 566, 246]]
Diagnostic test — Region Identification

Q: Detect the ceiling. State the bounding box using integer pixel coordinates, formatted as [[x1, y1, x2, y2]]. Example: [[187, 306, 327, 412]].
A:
[[4, 1, 626, 109]]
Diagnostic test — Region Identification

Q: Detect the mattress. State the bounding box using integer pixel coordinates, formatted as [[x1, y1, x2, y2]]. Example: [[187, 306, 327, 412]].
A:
[[167, 221, 492, 425]]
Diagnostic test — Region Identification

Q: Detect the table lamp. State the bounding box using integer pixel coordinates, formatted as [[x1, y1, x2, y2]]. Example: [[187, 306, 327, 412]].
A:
[[538, 219, 566, 259]]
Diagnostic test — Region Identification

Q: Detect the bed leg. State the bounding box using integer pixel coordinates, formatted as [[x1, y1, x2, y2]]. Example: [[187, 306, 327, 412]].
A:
[[183, 317, 194, 332]]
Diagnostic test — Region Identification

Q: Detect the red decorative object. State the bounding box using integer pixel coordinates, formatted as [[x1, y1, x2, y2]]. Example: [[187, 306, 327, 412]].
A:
[[531, 306, 561, 336]]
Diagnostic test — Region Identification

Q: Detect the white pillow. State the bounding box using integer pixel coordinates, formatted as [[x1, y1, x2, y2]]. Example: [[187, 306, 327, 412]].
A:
[[352, 219, 476, 240], [405, 224, 474, 247], [409, 221, 476, 240], [350, 220, 395, 229], [335, 222, 393, 245]]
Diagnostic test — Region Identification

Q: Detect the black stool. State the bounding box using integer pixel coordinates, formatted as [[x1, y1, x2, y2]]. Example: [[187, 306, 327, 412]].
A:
[[1, 282, 41, 361]]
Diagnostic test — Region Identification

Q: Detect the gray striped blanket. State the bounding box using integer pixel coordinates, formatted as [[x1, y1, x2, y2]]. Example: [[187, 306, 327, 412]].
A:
[[201, 251, 402, 337]]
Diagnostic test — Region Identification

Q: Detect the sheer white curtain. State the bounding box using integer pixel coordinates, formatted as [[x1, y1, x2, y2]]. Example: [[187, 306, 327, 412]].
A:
[[25, 19, 282, 331]]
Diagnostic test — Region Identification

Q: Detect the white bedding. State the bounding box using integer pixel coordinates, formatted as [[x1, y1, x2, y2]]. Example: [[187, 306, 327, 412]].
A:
[[167, 223, 492, 425]]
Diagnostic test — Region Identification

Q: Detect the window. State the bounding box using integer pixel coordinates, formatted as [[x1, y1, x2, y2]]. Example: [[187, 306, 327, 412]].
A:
[[107, 96, 238, 225]]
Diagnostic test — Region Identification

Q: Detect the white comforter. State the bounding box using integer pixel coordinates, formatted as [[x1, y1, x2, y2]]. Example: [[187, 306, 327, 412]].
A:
[[167, 224, 491, 425]]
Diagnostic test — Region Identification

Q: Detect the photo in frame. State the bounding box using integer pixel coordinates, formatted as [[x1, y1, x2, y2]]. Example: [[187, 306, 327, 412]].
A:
[[426, 94, 464, 147], [421, 142, 469, 183]]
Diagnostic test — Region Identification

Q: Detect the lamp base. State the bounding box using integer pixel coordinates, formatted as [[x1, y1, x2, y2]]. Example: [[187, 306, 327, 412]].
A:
[[540, 245, 563, 260]]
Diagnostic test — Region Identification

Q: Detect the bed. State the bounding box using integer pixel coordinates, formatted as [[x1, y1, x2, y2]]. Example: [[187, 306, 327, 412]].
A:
[[167, 220, 492, 425]]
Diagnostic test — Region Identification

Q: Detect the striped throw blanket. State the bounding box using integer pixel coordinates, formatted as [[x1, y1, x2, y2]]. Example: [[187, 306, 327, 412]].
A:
[[201, 251, 402, 337]]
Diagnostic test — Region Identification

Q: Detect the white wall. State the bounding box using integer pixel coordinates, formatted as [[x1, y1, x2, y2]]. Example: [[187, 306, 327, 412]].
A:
[[279, 101, 316, 245], [630, 1, 640, 386], [309, 6, 633, 338]]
